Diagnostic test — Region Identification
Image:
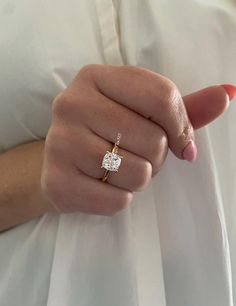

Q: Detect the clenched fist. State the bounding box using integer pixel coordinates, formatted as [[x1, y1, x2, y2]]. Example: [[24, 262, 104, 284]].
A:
[[41, 64, 231, 216]]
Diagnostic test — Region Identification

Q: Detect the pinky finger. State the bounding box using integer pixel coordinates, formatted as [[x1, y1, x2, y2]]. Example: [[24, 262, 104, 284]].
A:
[[44, 167, 133, 216]]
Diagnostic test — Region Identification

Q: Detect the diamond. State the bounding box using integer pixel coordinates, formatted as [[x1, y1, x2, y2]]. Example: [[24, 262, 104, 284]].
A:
[[102, 151, 123, 172]]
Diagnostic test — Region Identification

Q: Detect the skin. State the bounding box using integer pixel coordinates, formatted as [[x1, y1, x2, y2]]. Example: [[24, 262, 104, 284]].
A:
[[0, 64, 230, 231], [41, 64, 230, 215], [0, 140, 55, 233]]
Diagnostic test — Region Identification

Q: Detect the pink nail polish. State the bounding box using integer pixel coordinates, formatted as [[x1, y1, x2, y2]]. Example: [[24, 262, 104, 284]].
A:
[[182, 140, 197, 162], [221, 84, 236, 101]]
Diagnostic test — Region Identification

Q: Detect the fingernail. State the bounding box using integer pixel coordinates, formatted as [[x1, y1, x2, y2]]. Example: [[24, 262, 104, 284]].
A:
[[182, 140, 197, 162], [221, 84, 236, 101]]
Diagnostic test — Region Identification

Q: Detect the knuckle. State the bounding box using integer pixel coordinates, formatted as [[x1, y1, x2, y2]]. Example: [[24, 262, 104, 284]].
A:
[[116, 191, 133, 211], [52, 91, 75, 117], [145, 79, 179, 116], [78, 64, 98, 80], [52, 92, 67, 114], [146, 131, 168, 175], [159, 80, 180, 109], [89, 191, 133, 216], [133, 161, 152, 191], [150, 131, 168, 156], [152, 143, 168, 175], [112, 191, 133, 214], [45, 127, 67, 157]]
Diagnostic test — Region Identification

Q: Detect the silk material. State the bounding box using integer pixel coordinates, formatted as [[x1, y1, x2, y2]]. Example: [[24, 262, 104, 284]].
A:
[[0, 1, 236, 305]]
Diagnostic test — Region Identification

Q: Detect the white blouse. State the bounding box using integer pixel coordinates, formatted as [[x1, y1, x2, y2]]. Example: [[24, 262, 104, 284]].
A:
[[0, 1, 236, 305]]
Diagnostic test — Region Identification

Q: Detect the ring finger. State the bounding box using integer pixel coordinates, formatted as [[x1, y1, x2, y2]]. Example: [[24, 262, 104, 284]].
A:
[[67, 127, 153, 192]]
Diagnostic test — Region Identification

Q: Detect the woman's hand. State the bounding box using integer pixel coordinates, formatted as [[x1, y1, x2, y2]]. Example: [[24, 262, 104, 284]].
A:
[[41, 64, 231, 216]]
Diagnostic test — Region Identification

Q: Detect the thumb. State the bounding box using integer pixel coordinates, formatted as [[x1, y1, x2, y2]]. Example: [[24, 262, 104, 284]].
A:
[[183, 84, 236, 130]]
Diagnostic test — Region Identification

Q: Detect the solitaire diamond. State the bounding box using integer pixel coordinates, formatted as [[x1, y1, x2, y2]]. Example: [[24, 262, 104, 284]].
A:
[[102, 151, 123, 172]]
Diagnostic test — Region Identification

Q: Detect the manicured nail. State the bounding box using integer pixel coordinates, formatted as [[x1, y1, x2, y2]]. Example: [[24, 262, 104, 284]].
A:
[[221, 84, 236, 101], [182, 140, 197, 162]]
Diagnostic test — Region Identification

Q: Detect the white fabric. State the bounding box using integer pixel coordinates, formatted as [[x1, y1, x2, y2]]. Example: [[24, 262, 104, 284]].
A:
[[0, 0, 236, 305]]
